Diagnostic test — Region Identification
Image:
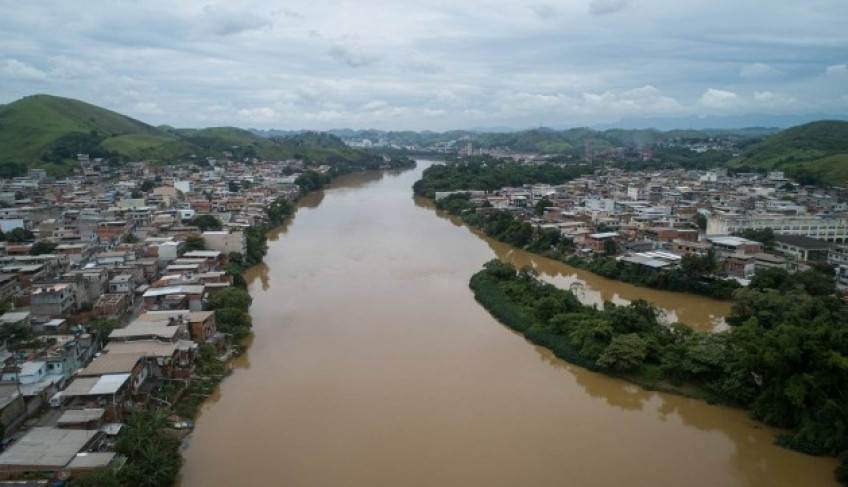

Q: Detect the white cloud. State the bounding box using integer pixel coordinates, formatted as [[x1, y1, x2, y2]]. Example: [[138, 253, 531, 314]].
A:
[[236, 107, 278, 123], [699, 88, 740, 109], [754, 91, 775, 102], [752, 91, 798, 108], [825, 64, 848, 76], [1, 58, 47, 81], [133, 102, 164, 116]]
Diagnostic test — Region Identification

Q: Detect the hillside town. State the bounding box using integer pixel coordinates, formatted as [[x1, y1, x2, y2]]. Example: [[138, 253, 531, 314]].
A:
[[0, 154, 307, 479], [435, 166, 848, 287]]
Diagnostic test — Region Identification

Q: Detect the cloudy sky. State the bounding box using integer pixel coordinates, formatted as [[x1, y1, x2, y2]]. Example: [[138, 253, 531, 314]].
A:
[[1, 0, 847, 131]]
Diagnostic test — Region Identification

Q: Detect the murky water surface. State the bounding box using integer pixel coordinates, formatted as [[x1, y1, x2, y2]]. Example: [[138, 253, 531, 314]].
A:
[[178, 162, 836, 487]]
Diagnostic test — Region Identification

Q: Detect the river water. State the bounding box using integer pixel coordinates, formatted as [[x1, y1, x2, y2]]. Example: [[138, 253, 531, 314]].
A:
[[178, 162, 837, 486]]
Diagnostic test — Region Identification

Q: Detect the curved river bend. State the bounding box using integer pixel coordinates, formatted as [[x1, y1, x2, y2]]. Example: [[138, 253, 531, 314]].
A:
[[178, 162, 837, 487]]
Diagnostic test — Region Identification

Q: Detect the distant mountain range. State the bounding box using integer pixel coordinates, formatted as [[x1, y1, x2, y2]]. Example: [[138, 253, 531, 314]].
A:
[[592, 113, 848, 131], [0, 94, 378, 177], [1, 94, 847, 185]]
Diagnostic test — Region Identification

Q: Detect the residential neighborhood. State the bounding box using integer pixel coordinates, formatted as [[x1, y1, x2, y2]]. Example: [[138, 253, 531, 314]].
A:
[[0, 154, 305, 480], [436, 167, 848, 286]]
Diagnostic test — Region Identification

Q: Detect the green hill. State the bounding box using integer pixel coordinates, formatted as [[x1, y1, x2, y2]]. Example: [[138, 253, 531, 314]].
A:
[[0, 94, 382, 176], [730, 120, 848, 185]]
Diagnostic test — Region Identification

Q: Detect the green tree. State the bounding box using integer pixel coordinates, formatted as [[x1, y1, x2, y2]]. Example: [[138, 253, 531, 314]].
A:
[[597, 333, 649, 372], [88, 318, 118, 343], [0, 322, 34, 349], [214, 307, 253, 340], [182, 236, 206, 252], [29, 241, 57, 255], [206, 287, 253, 312], [116, 411, 182, 487], [534, 197, 553, 216], [3, 227, 34, 243], [603, 238, 618, 256], [74, 467, 122, 487], [734, 227, 776, 250], [693, 213, 707, 231], [189, 215, 223, 231]]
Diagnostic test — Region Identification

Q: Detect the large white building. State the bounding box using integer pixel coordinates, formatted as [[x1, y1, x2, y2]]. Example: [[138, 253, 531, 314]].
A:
[[707, 215, 848, 243]]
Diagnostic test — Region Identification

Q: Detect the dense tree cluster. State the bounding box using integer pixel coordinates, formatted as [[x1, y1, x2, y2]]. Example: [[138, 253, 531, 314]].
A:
[[470, 260, 848, 484], [565, 252, 742, 300], [436, 193, 575, 255], [412, 156, 589, 199], [188, 214, 223, 231], [206, 281, 254, 341], [732, 227, 776, 251]]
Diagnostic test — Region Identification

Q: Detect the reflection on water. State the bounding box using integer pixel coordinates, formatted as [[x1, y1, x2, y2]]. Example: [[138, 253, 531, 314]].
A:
[[178, 161, 837, 487]]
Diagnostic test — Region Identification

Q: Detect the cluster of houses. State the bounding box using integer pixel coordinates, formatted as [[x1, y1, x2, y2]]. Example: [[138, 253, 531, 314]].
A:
[[0, 156, 302, 480], [440, 168, 848, 284]]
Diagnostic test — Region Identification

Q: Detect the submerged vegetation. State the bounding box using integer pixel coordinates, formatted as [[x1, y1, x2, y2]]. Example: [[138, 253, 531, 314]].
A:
[[470, 260, 848, 484]]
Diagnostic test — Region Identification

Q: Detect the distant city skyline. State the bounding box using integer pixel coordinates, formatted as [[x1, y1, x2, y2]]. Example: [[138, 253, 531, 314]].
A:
[[2, 0, 846, 131]]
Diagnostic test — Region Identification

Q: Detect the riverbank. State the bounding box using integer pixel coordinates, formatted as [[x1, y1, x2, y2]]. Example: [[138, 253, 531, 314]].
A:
[[433, 191, 741, 300], [177, 158, 839, 487], [469, 259, 848, 485]]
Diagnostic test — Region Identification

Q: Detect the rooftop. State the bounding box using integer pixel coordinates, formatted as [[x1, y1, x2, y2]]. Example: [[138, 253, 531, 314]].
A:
[[79, 352, 145, 376], [63, 374, 131, 396], [0, 427, 98, 468], [774, 233, 831, 250]]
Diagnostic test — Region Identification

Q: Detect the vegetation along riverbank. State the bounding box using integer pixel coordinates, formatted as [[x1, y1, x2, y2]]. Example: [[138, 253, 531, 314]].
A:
[[470, 259, 848, 484], [414, 157, 742, 300]]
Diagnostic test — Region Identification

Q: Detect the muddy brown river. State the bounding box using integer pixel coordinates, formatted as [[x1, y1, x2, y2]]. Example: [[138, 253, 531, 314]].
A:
[[178, 162, 837, 486]]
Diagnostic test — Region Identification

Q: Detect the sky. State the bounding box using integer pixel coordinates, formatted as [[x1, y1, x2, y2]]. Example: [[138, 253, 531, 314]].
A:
[[1, 0, 847, 131]]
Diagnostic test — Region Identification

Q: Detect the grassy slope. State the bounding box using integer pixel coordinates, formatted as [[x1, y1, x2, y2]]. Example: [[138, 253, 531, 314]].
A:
[[0, 95, 380, 170], [729, 120, 848, 183], [0, 94, 159, 162]]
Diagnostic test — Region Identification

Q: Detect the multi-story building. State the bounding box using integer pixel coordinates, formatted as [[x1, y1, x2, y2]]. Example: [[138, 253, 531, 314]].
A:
[[707, 215, 848, 243], [30, 283, 77, 317]]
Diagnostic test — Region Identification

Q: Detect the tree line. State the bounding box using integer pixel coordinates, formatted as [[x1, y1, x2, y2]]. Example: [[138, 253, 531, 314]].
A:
[[412, 156, 589, 199], [435, 192, 741, 299], [470, 260, 848, 484]]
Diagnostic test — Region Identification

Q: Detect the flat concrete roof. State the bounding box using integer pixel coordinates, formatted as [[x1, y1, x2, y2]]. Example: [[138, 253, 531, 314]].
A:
[[57, 408, 106, 425], [79, 352, 144, 376], [110, 319, 181, 341], [64, 374, 130, 397], [65, 451, 115, 470], [0, 427, 98, 468], [105, 340, 185, 357]]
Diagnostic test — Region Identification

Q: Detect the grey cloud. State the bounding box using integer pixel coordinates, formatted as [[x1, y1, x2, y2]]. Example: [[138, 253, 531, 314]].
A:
[[589, 0, 629, 16], [274, 8, 304, 19], [400, 59, 444, 74], [531, 4, 557, 20], [203, 4, 273, 36], [328, 45, 379, 68]]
